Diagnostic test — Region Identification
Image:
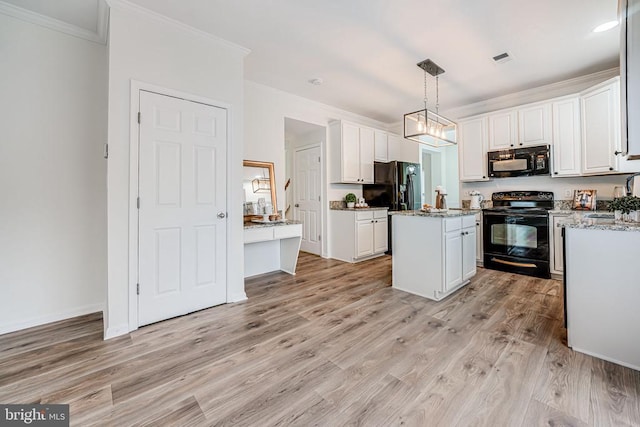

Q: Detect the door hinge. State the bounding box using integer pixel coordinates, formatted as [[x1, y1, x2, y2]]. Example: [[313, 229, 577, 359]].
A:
[[136, 283, 140, 295], [318, 195, 321, 201], [318, 156, 321, 162], [103, 143, 108, 159], [137, 112, 141, 124], [137, 197, 140, 209], [318, 235, 321, 241]]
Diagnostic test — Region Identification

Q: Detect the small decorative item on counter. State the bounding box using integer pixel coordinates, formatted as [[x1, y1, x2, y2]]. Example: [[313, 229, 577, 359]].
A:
[[572, 189, 596, 211], [608, 195, 640, 222], [345, 193, 357, 209], [269, 214, 280, 221]]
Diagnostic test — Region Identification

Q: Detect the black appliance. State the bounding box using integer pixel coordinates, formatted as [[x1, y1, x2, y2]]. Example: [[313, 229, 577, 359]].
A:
[[483, 191, 553, 278], [487, 145, 550, 178], [363, 161, 421, 254]]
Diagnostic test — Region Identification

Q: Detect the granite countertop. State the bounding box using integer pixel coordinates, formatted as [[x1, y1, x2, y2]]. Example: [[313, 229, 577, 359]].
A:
[[563, 214, 640, 232], [549, 209, 611, 215], [244, 219, 302, 229], [330, 206, 389, 211], [390, 209, 478, 218]]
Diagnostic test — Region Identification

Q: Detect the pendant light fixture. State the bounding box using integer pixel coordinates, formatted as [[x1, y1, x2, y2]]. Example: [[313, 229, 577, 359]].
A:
[[404, 59, 457, 147]]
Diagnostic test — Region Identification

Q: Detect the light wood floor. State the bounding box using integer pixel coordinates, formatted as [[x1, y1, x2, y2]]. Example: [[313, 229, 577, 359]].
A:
[[1, 253, 639, 426]]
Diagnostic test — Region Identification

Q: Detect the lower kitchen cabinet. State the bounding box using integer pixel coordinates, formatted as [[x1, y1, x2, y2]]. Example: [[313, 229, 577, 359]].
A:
[[392, 213, 477, 301], [475, 212, 483, 266], [549, 212, 571, 277], [330, 209, 388, 263]]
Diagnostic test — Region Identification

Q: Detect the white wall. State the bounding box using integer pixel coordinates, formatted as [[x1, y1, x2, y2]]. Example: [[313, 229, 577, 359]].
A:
[[461, 174, 631, 203], [0, 14, 108, 334], [244, 81, 389, 257], [105, 2, 247, 338]]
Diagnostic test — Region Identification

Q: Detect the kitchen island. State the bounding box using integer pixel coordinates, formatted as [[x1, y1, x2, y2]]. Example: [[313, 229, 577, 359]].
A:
[[391, 210, 477, 301], [564, 218, 640, 370]]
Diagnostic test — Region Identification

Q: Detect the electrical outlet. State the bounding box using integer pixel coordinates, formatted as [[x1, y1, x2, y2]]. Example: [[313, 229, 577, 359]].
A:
[[564, 189, 572, 198]]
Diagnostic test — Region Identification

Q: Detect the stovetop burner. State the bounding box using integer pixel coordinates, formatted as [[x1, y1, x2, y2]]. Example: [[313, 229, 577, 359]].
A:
[[485, 190, 554, 212]]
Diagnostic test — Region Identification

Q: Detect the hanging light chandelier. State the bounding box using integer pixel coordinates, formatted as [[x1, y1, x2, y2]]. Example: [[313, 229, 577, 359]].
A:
[[404, 59, 457, 147]]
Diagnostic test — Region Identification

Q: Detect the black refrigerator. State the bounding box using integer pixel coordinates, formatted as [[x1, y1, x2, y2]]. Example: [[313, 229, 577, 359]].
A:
[[363, 161, 421, 254]]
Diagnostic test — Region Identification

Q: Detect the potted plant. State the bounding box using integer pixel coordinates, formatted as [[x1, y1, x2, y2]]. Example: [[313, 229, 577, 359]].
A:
[[344, 193, 357, 209], [608, 195, 640, 222]]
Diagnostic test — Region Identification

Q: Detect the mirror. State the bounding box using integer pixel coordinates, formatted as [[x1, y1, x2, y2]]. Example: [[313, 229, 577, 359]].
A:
[[243, 160, 277, 219]]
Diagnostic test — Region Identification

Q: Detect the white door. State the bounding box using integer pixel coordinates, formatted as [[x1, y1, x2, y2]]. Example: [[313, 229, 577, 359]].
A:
[[458, 117, 489, 181], [373, 218, 388, 254], [444, 231, 463, 291], [518, 103, 551, 147], [355, 220, 374, 258], [294, 145, 322, 255], [488, 110, 517, 150], [462, 227, 477, 281], [138, 90, 227, 327]]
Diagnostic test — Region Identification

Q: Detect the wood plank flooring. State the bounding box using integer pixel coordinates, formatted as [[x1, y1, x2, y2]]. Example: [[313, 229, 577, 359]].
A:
[[1, 252, 639, 426]]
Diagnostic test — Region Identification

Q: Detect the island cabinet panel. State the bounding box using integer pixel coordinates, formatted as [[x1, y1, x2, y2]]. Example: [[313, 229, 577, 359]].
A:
[[392, 213, 476, 301]]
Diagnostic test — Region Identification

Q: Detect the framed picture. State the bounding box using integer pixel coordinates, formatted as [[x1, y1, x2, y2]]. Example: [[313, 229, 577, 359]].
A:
[[573, 189, 597, 211]]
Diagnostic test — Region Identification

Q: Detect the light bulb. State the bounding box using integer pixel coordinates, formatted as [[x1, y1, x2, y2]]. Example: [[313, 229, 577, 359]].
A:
[[418, 121, 425, 132]]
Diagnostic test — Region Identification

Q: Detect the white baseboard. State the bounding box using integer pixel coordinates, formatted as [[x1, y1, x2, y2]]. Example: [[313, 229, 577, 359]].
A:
[[104, 323, 130, 340], [0, 303, 104, 336], [227, 292, 248, 303]]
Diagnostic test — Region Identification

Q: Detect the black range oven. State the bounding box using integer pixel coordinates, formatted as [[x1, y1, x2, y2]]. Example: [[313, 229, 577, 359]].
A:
[[483, 191, 553, 279]]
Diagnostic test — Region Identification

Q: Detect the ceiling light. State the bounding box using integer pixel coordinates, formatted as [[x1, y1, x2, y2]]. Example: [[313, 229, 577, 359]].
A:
[[593, 20, 619, 33], [308, 78, 323, 86], [404, 59, 457, 147]]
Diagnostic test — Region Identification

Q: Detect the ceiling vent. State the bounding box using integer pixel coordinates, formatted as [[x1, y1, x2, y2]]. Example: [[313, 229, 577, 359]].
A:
[[492, 52, 512, 64]]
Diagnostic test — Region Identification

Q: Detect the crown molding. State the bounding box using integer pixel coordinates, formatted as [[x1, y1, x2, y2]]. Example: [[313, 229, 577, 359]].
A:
[[444, 67, 620, 120], [0, 0, 108, 44], [105, 0, 250, 56]]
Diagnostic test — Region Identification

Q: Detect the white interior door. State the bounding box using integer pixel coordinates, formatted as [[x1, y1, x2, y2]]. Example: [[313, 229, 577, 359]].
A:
[[294, 145, 322, 255], [138, 90, 227, 327]]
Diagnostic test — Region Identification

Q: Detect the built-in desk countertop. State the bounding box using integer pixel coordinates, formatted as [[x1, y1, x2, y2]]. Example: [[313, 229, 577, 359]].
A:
[[244, 220, 302, 277]]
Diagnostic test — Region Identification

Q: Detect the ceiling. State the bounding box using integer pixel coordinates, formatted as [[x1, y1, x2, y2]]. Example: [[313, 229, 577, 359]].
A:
[[5, 0, 620, 123]]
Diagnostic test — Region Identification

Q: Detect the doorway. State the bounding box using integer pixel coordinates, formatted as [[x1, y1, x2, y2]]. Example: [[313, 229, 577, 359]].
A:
[[284, 118, 326, 256], [137, 90, 228, 327]]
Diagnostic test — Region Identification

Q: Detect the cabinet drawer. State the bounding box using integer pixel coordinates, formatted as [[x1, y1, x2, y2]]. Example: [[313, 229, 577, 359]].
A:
[[356, 211, 374, 221], [373, 210, 388, 219], [244, 227, 274, 243], [444, 217, 462, 232], [462, 215, 476, 229], [274, 224, 302, 239]]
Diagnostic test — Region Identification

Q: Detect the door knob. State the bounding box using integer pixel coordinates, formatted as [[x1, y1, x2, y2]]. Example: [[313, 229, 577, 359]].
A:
[[217, 212, 226, 219]]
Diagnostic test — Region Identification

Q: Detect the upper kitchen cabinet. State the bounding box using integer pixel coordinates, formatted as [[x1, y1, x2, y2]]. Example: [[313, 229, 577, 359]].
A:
[[458, 116, 489, 182], [551, 96, 582, 177], [330, 121, 375, 183], [373, 130, 388, 162], [580, 77, 621, 175], [388, 134, 420, 163], [518, 102, 552, 147], [488, 110, 518, 150], [621, 0, 640, 160]]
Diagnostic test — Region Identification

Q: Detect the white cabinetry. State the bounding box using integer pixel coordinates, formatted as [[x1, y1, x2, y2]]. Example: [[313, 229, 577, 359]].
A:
[[518, 102, 552, 147], [552, 97, 582, 177], [488, 110, 518, 150], [549, 213, 571, 276], [330, 121, 375, 183], [475, 212, 483, 266], [388, 134, 420, 163], [374, 130, 388, 162], [244, 223, 303, 277], [392, 214, 476, 301], [330, 209, 388, 263], [580, 77, 621, 175], [458, 117, 489, 182]]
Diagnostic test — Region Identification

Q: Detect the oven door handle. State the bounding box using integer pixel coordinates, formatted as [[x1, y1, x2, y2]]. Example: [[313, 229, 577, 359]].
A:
[[484, 212, 548, 219]]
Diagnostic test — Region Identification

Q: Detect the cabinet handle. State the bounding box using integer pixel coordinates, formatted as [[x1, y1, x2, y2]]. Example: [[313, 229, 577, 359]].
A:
[[510, 144, 514, 147], [554, 172, 558, 175], [615, 150, 623, 156], [482, 175, 486, 179], [609, 167, 614, 171]]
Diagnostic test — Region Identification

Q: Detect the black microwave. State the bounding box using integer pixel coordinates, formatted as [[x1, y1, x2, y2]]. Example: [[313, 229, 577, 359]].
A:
[[487, 145, 550, 178]]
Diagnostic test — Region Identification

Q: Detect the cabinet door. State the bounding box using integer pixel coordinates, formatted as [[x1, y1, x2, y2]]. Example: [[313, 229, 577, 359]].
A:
[[355, 220, 374, 258], [581, 78, 620, 174], [550, 215, 569, 275], [373, 218, 388, 254], [341, 123, 361, 183], [462, 226, 477, 281], [475, 212, 483, 264], [458, 117, 489, 181], [552, 98, 582, 177], [374, 130, 388, 162], [359, 127, 375, 183], [518, 103, 551, 147], [489, 110, 518, 150], [444, 231, 463, 291]]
